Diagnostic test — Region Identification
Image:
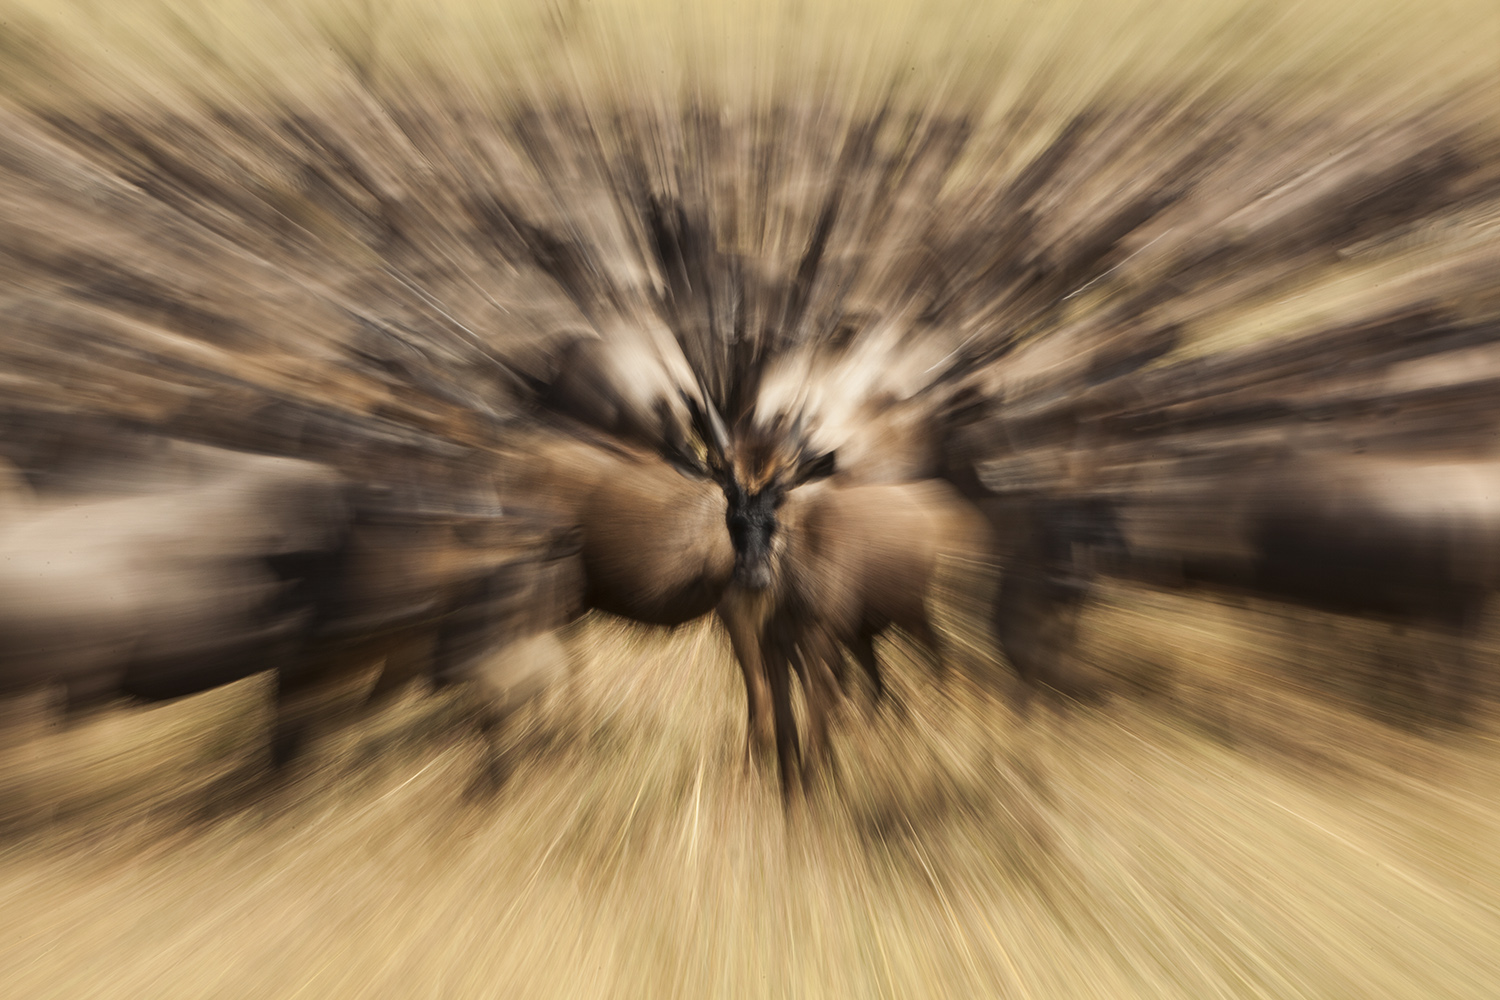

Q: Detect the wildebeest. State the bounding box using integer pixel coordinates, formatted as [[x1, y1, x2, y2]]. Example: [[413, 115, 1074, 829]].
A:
[[937, 396, 1133, 708], [743, 477, 1003, 793], [0, 425, 595, 796], [663, 409, 838, 783], [517, 327, 752, 625], [784, 386, 1069, 711], [0, 441, 349, 724], [450, 380, 795, 786], [496, 413, 875, 796], [761, 387, 1121, 725], [973, 491, 1126, 709], [269, 496, 585, 772], [692, 400, 1010, 794], [275, 498, 587, 787], [1111, 449, 1500, 721], [509, 426, 738, 625]]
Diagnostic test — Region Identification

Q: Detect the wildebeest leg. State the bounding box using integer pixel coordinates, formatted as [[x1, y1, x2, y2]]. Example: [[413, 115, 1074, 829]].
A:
[[993, 581, 1041, 716], [718, 603, 774, 771], [0, 689, 59, 834], [848, 628, 895, 717], [459, 631, 572, 798], [464, 701, 513, 797], [52, 635, 136, 722], [909, 617, 947, 680], [363, 632, 436, 712], [299, 631, 441, 775], [927, 551, 1005, 695], [993, 571, 1100, 710], [1427, 596, 1486, 726], [272, 642, 375, 771], [763, 637, 802, 802], [794, 627, 843, 787], [1363, 617, 1468, 728], [826, 640, 853, 698], [778, 624, 823, 777]]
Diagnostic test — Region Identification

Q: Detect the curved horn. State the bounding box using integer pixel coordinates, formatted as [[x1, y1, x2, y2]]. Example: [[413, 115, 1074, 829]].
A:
[[779, 407, 810, 463], [681, 390, 733, 477], [703, 398, 732, 459], [656, 398, 707, 477], [788, 447, 836, 488], [783, 403, 836, 487], [786, 408, 805, 446]]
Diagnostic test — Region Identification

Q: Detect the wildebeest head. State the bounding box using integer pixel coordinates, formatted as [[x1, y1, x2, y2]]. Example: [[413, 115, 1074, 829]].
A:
[[676, 394, 835, 589]]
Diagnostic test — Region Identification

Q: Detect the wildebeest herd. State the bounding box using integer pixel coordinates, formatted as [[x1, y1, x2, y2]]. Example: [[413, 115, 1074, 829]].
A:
[[5, 311, 1500, 807], [1, 89, 1498, 809]]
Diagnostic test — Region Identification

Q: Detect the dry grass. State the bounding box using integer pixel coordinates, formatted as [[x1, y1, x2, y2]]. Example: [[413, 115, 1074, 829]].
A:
[[1, 609, 1497, 999]]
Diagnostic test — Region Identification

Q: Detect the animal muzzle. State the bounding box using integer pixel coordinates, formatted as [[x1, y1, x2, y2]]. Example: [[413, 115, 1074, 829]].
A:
[[734, 559, 774, 590]]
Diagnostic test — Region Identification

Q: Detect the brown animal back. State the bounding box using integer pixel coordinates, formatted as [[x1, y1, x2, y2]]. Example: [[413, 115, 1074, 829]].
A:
[[794, 479, 991, 632], [578, 458, 735, 625]]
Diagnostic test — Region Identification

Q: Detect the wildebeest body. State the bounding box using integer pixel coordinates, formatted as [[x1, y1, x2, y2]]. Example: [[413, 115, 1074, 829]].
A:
[[1109, 453, 1500, 719], [784, 480, 992, 644], [1248, 460, 1500, 625], [728, 477, 1000, 792], [1113, 456, 1500, 612], [271, 504, 584, 766], [515, 431, 736, 626], [0, 449, 349, 708], [972, 492, 1127, 702]]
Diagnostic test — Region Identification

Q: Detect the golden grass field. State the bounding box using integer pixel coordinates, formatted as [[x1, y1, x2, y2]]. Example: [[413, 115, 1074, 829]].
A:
[[2, 591, 1499, 999], [2, 1, 1500, 997]]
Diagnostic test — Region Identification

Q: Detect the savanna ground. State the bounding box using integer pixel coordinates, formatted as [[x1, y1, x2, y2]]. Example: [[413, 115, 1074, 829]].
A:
[[2, 586, 1498, 999], [3, 0, 1500, 996]]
